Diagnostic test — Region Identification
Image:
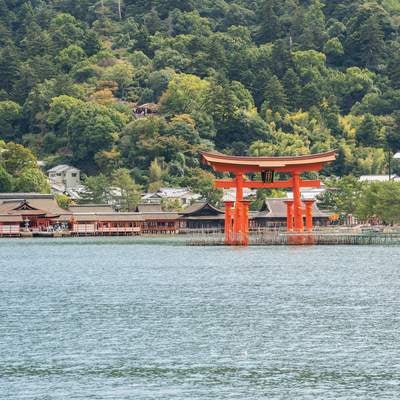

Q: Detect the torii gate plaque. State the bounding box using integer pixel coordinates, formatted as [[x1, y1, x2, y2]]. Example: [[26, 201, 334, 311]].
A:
[[201, 150, 336, 245]]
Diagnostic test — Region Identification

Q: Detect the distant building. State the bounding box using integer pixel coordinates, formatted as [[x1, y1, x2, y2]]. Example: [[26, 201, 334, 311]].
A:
[[141, 187, 201, 206], [252, 198, 331, 228], [47, 165, 86, 200], [0, 193, 71, 235], [134, 103, 159, 118], [359, 175, 400, 183], [0, 194, 333, 237], [48, 165, 81, 188], [179, 202, 225, 231], [222, 188, 257, 202]]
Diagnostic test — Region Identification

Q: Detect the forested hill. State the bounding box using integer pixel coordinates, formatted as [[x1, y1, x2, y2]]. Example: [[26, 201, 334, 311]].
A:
[[1, 0, 400, 195]]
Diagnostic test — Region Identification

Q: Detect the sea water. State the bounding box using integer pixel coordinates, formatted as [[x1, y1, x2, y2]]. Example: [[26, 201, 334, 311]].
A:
[[1, 237, 400, 399]]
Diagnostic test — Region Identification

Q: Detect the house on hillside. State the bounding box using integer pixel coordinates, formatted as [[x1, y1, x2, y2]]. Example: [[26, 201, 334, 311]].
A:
[[134, 103, 159, 117], [359, 175, 400, 183], [222, 188, 257, 202], [141, 187, 201, 206], [47, 165, 86, 200]]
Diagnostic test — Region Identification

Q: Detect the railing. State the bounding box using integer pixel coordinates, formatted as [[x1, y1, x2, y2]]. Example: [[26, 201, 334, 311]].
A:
[[0, 225, 20, 235], [73, 224, 96, 233], [141, 225, 178, 234], [98, 226, 140, 233], [72, 224, 141, 235]]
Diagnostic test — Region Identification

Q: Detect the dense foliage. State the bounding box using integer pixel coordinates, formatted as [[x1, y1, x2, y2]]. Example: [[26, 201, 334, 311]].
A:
[[319, 177, 400, 224], [0, 0, 400, 199], [0, 140, 50, 192]]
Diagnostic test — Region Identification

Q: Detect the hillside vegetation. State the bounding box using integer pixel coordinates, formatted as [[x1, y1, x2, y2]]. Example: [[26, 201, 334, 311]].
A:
[[0, 0, 400, 198]]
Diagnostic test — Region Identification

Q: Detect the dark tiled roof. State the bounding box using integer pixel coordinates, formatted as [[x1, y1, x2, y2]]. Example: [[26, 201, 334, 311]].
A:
[[255, 198, 330, 219], [180, 202, 223, 216], [0, 193, 54, 200]]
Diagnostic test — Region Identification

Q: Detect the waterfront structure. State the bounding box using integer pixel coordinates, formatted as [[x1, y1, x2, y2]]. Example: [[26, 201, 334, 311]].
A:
[[179, 202, 225, 231], [68, 204, 142, 235], [48, 164, 86, 200], [134, 202, 181, 233], [0, 214, 22, 235], [253, 198, 330, 229], [70, 212, 143, 235], [0, 193, 331, 237], [0, 193, 71, 235], [201, 150, 336, 245]]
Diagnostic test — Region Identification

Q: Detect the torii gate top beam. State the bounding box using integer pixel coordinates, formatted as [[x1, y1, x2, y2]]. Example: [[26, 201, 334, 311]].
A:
[[200, 150, 337, 174]]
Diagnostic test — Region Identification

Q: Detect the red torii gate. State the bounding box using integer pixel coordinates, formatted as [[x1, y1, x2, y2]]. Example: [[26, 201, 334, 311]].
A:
[[201, 150, 336, 245]]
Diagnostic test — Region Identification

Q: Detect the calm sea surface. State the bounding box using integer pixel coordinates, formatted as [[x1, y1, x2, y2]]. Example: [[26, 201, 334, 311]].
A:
[[1, 237, 400, 399]]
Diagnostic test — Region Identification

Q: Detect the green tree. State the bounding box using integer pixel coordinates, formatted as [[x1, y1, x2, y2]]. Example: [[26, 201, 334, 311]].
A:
[[1, 142, 37, 176], [323, 37, 344, 64], [0, 166, 13, 192], [58, 45, 86, 71], [103, 60, 134, 99], [0, 100, 22, 140], [356, 114, 383, 147], [282, 69, 301, 111], [67, 104, 119, 165], [299, 0, 327, 50], [262, 75, 287, 114], [111, 168, 140, 211], [257, 0, 281, 43], [159, 73, 209, 115], [148, 159, 164, 192], [356, 182, 400, 224], [55, 193, 75, 209], [84, 174, 111, 203], [346, 14, 386, 70], [318, 176, 363, 214], [14, 168, 50, 193], [181, 167, 222, 205]]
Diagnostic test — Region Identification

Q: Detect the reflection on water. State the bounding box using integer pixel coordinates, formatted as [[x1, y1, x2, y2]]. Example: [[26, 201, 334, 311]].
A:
[[1, 238, 400, 399]]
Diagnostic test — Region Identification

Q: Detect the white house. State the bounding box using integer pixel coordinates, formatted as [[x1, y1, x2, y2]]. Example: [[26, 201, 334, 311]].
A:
[[358, 175, 400, 183], [141, 187, 201, 206], [48, 165, 81, 189], [47, 165, 86, 200]]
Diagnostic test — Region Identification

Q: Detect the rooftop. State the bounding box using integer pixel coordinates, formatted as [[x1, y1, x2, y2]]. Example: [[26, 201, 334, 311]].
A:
[[48, 164, 80, 173], [0, 193, 54, 200], [255, 198, 330, 219], [359, 175, 399, 182]]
